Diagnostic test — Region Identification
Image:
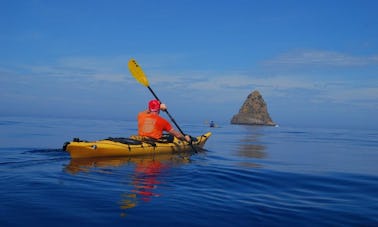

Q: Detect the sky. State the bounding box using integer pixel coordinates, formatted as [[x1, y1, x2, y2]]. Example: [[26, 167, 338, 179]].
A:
[[1, 0, 377, 129]]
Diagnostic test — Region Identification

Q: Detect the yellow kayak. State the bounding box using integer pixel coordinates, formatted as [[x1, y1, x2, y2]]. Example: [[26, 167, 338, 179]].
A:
[[63, 132, 212, 159]]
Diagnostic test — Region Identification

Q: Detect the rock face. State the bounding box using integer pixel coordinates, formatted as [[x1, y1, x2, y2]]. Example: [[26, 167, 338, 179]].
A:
[[231, 90, 276, 126]]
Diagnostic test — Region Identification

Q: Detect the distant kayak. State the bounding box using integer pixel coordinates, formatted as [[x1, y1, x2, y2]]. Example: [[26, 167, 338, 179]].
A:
[[205, 120, 219, 128], [63, 132, 212, 158]]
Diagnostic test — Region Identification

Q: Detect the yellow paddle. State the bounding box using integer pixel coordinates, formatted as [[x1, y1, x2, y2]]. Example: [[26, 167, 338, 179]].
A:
[[128, 59, 197, 152]]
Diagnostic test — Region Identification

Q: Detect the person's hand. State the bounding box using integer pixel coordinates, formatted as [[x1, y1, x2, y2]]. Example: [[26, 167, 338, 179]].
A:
[[184, 135, 191, 142], [160, 103, 167, 111]]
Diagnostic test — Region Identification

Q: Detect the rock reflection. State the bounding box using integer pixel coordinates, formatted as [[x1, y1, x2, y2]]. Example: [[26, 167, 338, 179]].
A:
[[238, 144, 266, 158], [237, 126, 267, 167], [64, 153, 192, 216]]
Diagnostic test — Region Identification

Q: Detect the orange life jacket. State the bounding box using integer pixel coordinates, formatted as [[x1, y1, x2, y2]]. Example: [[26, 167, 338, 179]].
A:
[[138, 112, 172, 139]]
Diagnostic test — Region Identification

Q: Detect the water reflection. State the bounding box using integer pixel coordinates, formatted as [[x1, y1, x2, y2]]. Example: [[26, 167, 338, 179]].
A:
[[120, 157, 169, 217], [65, 153, 191, 216], [236, 126, 267, 167], [130, 158, 167, 202], [238, 144, 266, 158]]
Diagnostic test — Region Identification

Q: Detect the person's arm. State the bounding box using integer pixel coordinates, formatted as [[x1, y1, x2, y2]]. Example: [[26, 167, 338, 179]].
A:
[[168, 128, 191, 142], [161, 103, 191, 142]]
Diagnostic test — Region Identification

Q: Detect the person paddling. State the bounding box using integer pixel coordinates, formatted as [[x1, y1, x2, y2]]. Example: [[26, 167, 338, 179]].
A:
[[138, 100, 191, 142]]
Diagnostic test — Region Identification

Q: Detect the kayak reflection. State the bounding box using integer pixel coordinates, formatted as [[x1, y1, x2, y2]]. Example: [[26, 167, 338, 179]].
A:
[[65, 153, 193, 216], [65, 153, 192, 174]]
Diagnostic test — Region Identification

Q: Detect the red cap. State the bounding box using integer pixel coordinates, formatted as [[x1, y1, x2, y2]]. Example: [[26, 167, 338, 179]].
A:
[[148, 100, 161, 112]]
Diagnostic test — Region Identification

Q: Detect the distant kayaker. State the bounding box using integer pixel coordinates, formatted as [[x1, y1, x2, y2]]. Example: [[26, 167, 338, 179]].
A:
[[138, 100, 191, 142]]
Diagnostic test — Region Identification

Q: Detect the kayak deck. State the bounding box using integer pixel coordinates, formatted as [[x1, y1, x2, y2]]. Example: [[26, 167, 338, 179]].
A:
[[64, 132, 212, 159]]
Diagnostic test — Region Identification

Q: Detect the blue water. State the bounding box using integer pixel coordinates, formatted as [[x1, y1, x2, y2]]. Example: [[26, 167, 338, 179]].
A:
[[0, 116, 377, 226]]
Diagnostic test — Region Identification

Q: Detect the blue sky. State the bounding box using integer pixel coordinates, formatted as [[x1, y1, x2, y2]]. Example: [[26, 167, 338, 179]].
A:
[[1, 0, 377, 129]]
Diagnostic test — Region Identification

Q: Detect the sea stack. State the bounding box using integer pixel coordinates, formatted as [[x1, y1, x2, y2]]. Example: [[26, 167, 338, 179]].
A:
[[231, 90, 276, 126]]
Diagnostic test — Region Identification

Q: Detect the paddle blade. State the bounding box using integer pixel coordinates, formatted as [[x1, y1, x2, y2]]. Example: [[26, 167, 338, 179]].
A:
[[128, 59, 149, 87]]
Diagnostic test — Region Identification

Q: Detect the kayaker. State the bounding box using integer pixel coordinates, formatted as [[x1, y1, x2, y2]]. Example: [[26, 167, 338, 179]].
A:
[[138, 99, 191, 142]]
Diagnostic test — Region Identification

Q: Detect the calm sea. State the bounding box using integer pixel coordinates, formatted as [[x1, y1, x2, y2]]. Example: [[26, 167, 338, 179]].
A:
[[0, 116, 377, 226]]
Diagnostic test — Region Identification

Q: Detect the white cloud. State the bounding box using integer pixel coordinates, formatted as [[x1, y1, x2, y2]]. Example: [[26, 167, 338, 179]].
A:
[[152, 70, 378, 109], [2, 53, 377, 113], [15, 56, 133, 84], [263, 49, 378, 67], [319, 86, 378, 107]]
